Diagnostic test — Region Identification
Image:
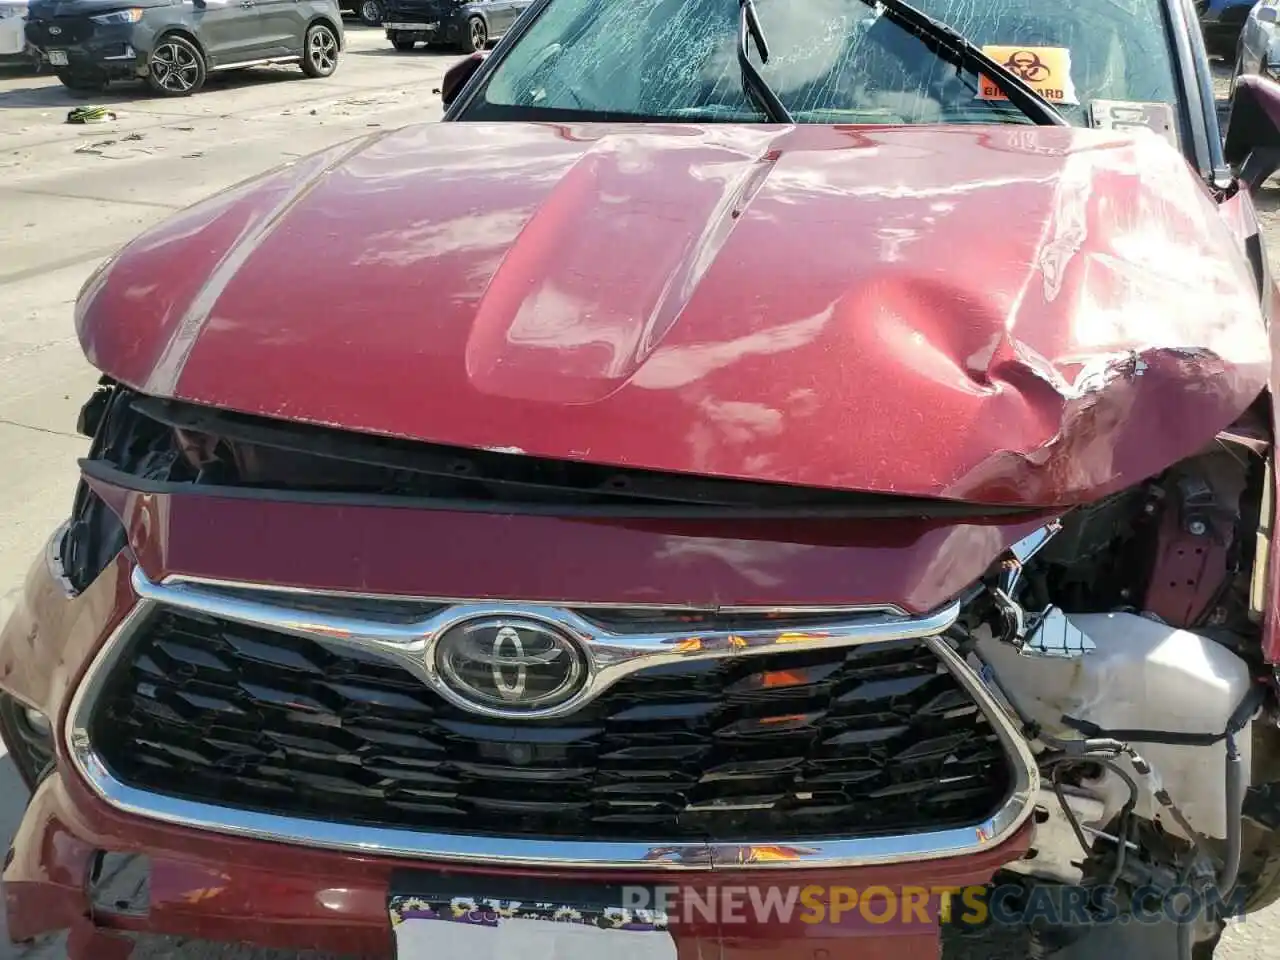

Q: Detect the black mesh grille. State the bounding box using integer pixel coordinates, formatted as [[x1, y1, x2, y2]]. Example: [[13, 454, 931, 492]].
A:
[[25, 17, 95, 44], [89, 608, 1014, 842]]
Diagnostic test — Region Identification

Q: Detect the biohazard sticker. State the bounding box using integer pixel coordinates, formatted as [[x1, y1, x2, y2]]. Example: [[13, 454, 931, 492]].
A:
[[977, 46, 1080, 106]]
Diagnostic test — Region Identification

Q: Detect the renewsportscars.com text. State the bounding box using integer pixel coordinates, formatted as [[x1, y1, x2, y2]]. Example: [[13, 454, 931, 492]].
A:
[[615, 884, 1250, 927]]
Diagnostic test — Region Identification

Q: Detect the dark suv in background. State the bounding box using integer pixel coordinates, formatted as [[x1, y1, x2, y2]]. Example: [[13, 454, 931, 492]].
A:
[[24, 0, 343, 95], [383, 0, 530, 52], [1198, 0, 1258, 56]]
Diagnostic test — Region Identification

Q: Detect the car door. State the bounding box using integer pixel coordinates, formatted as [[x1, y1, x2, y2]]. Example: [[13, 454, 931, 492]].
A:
[[251, 0, 305, 56], [189, 0, 268, 65], [473, 0, 509, 36], [0, 0, 25, 56], [1259, 0, 1280, 76], [1240, 1, 1266, 74]]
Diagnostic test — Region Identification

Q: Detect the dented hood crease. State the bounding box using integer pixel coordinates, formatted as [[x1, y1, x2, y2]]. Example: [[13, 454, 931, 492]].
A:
[[76, 121, 1270, 507]]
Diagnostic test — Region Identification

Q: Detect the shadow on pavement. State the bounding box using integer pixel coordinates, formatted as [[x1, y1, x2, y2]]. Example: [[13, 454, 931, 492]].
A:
[[0, 65, 312, 111], [346, 47, 464, 59]]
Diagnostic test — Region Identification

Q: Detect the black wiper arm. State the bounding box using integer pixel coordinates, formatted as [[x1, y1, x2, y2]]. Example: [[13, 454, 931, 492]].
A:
[[738, 0, 793, 124], [873, 0, 1068, 127]]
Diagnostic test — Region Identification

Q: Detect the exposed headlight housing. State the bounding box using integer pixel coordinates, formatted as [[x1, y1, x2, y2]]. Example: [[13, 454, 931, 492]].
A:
[[90, 7, 142, 23]]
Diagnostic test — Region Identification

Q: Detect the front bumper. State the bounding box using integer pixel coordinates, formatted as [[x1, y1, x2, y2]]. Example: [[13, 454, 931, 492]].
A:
[[384, 18, 439, 32], [10, 768, 1031, 959], [382, 9, 469, 42], [2, 527, 1035, 958], [23, 19, 149, 76]]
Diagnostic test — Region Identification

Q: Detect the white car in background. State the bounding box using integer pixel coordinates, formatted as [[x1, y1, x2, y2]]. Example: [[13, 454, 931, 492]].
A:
[[1233, 0, 1280, 89], [0, 0, 30, 63]]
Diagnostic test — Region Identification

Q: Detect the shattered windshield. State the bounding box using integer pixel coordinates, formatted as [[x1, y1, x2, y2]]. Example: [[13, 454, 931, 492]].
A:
[[467, 0, 1180, 126]]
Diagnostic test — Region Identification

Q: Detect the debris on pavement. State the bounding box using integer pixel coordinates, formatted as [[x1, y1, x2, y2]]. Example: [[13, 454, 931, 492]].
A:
[[74, 133, 152, 158], [74, 139, 115, 154], [65, 105, 117, 124]]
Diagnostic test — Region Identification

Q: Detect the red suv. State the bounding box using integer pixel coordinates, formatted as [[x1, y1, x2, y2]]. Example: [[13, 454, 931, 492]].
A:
[[8, 0, 1280, 958]]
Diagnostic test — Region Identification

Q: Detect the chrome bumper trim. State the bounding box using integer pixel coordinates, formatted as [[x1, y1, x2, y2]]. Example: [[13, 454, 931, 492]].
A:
[[65, 578, 1038, 871]]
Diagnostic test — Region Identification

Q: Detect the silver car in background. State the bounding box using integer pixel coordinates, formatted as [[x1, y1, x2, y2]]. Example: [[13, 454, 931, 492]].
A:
[[1233, 0, 1280, 91]]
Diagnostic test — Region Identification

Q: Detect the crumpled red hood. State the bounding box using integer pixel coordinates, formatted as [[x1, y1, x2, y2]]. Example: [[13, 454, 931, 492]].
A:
[[76, 121, 1269, 507]]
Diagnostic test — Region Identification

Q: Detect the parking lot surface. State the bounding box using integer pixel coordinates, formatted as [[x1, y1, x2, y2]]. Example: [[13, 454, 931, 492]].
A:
[[0, 32, 1278, 960], [0, 26, 446, 959]]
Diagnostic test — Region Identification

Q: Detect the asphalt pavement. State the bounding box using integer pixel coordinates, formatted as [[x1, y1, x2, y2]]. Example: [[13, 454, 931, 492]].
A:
[[0, 26, 447, 958], [0, 33, 1277, 960]]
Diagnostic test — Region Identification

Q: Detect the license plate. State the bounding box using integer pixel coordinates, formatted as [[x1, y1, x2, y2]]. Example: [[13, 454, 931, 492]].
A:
[[390, 895, 676, 960], [385, 21, 436, 30], [47, 49, 68, 65]]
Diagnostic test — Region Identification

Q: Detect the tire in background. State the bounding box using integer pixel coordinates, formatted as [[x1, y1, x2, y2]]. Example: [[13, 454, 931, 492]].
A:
[[302, 21, 341, 78], [146, 33, 206, 97], [459, 15, 486, 53]]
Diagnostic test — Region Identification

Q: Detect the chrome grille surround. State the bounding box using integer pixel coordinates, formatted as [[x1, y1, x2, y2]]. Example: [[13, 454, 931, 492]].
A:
[[66, 566, 1039, 870]]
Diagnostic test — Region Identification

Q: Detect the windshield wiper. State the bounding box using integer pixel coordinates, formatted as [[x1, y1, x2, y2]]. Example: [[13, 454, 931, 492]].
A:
[[738, 0, 793, 123], [873, 0, 1067, 126]]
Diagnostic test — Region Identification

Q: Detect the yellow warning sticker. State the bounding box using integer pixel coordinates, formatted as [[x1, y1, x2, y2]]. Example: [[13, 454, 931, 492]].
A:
[[977, 45, 1080, 106]]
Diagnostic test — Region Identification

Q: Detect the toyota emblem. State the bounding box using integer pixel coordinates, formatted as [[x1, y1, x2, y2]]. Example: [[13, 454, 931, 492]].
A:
[[433, 617, 586, 715], [48, 24, 61, 33]]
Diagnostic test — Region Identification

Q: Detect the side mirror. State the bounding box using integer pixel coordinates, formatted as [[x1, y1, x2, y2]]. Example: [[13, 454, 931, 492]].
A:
[[440, 51, 487, 108], [1225, 73, 1280, 191]]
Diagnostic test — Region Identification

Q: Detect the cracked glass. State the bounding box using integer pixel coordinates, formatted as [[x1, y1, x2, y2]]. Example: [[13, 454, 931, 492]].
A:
[[467, 0, 1180, 126]]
